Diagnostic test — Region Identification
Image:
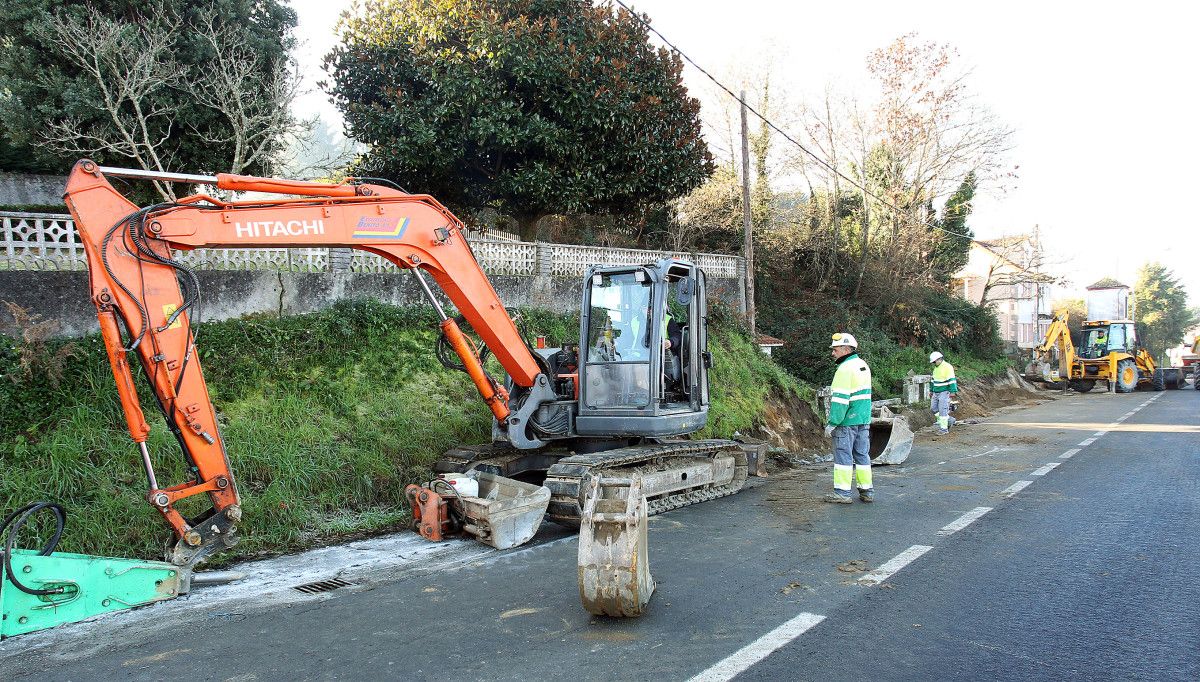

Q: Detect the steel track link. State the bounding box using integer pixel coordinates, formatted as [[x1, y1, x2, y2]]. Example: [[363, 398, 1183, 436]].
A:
[[543, 440, 748, 524]]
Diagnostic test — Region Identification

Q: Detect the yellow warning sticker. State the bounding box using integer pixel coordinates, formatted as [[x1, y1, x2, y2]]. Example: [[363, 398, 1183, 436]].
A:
[[162, 303, 183, 330]]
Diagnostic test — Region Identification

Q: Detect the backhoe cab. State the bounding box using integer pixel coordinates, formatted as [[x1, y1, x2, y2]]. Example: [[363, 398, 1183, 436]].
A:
[[1078, 320, 1135, 360]]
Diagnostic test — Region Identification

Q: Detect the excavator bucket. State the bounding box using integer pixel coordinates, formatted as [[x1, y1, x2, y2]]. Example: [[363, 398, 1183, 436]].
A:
[[456, 472, 550, 550], [869, 405, 915, 466], [406, 471, 550, 550], [577, 476, 655, 617]]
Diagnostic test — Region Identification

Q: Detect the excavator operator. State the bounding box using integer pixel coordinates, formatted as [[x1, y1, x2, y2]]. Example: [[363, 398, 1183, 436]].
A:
[[615, 296, 682, 365], [607, 291, 647, 360]]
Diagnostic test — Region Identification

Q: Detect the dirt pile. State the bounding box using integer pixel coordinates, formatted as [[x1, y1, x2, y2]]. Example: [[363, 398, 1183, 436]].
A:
[[952, 368, 1046, 419], [745, 387, 825, 452]]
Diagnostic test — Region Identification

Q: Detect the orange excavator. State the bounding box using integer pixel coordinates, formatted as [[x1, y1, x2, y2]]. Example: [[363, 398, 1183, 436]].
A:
[[64, 160, 746, 569]]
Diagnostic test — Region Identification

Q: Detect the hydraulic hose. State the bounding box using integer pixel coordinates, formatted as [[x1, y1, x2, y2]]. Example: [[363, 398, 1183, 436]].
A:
[[0, 502, 67, 596]]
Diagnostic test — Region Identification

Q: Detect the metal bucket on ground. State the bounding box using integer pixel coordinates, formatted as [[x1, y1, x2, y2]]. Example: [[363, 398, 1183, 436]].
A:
[[577, 476, 654, 617], [869, 405, 914, 465], [456, 471, 550, 550]]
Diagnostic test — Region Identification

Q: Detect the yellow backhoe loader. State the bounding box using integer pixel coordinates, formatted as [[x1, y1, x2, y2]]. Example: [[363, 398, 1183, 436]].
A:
[[1029, 312, 1179, 392]]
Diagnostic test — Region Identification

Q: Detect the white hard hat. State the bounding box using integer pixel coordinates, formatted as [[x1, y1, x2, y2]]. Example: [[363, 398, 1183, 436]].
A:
[[929, 351, 944, 363], [830, 332, 857, 349]]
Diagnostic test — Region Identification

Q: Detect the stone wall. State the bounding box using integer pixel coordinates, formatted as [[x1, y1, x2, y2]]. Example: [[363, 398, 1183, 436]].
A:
[[0, 174, 65, 207]]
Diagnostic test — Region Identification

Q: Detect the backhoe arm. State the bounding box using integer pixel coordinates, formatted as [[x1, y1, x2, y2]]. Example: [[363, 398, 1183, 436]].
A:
[[63, 160, 555, 566], [1034, 312, 1074, 380]]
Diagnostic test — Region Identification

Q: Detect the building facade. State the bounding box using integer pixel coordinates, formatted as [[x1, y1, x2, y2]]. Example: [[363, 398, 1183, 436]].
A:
[[953, 234, 1055, 350]]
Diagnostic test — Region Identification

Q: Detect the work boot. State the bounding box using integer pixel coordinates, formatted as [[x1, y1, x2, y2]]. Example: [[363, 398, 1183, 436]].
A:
[[937, 428, 949, 436], [859, 489, 875, 503], [823, 493, 853, 504]]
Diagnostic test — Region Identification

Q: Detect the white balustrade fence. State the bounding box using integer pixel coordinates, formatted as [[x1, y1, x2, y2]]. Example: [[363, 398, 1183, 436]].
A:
[[1, 212, 743, 280]]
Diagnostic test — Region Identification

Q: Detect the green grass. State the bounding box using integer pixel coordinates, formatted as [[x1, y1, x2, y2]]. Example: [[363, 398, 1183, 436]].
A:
[[1, 301, 495, 562], [1, 299, 801, 564], [696, 324, 814, 439]]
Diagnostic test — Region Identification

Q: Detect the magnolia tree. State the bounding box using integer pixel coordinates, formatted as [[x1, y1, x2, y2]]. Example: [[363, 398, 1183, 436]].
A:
[[323, 0, 713, 240]]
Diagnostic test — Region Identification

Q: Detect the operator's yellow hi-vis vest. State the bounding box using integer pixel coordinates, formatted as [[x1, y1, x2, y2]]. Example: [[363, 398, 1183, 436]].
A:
[[628, 312, 670, 347], [932, 361, 958, 393], [829, 353, 872, 426]]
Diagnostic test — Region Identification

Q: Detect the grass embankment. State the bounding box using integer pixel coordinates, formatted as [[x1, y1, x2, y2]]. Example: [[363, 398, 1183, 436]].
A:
[[696, 313, 813, 440], [0, 300, 800, 563], [760, 290, 1015, 398]]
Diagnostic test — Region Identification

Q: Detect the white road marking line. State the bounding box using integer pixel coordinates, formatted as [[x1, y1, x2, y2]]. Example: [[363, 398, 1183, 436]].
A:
[[1092, 431, 1108, 437], [937, 507, 993, 536], [959, 446, 1004, 460], [1031, 462, 1061, 476], [860, 545, 934, 585], [937, 461, 947, 465], [1078, 438, 1096, 447], [1059, 448, 1081, 459], [687, 612, 826, 682], [1002, 480, 1033, 498]]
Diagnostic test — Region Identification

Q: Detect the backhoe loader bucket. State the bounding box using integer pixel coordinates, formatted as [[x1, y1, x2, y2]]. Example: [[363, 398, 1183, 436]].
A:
[[577, 476, 654, 617], [869, 405, 914, 466]]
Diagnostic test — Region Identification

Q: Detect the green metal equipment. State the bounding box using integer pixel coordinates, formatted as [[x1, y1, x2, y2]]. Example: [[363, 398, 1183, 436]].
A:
[[1, 502, 184, 639]]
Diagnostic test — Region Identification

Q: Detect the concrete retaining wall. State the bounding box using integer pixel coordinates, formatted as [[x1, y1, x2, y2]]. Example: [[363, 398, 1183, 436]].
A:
[[0, 270, 745, 338]]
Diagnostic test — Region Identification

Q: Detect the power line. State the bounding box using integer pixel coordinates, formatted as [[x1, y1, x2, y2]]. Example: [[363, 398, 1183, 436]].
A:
[[610, 0, 974, 240]]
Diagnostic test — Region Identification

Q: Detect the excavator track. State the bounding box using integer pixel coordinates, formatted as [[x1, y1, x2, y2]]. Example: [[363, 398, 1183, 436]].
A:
[[436, 440, 749, 525], [543, 440, 747, 524]]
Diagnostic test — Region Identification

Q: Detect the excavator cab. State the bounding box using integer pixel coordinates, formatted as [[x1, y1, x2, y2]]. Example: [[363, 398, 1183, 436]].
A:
[[577, 260, 710, 437]]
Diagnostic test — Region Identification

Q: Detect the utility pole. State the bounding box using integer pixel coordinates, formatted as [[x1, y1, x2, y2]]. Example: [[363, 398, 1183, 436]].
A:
[[739, 91, 756, 337]]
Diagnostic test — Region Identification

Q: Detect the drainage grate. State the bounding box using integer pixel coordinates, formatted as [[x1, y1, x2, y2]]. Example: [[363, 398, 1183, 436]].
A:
[[293, 578, 353, 594]]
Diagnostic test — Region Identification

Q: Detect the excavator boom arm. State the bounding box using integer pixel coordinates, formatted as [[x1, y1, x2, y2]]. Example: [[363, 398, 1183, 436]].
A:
[[63, 160, 550, 566]]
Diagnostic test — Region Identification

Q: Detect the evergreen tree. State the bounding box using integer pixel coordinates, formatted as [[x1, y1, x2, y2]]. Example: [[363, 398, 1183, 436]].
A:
[[324, 0, 712, 240], [930, 171, 976, 284], [1135, 263, 1197, 360], [0, 0, 297, 178]]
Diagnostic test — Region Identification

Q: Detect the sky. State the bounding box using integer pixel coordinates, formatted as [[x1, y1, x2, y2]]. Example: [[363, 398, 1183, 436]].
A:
[[289, 0, 1200, 304]]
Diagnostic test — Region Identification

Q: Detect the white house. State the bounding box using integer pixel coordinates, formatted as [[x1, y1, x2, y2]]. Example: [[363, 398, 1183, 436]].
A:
[[953, 234, 1056, 349]]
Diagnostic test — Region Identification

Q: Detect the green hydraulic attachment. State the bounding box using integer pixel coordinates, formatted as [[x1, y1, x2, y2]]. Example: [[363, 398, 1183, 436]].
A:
[[1, 502, 184, 639], [1, 550, 184, 639]]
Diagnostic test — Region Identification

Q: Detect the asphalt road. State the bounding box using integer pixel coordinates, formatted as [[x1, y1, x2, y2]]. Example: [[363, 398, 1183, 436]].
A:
[[744, 386, 1200, 682], [3, 387, 1197, 681]]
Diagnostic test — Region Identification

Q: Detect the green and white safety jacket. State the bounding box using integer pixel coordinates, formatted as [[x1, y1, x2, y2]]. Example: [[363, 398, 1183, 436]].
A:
[[932, 361, 958, 393], [829, 353, 872, 426]]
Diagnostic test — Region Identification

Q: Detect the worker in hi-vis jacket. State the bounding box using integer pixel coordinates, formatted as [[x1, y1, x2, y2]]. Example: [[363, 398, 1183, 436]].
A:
[[824, 332, 874, 504]]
